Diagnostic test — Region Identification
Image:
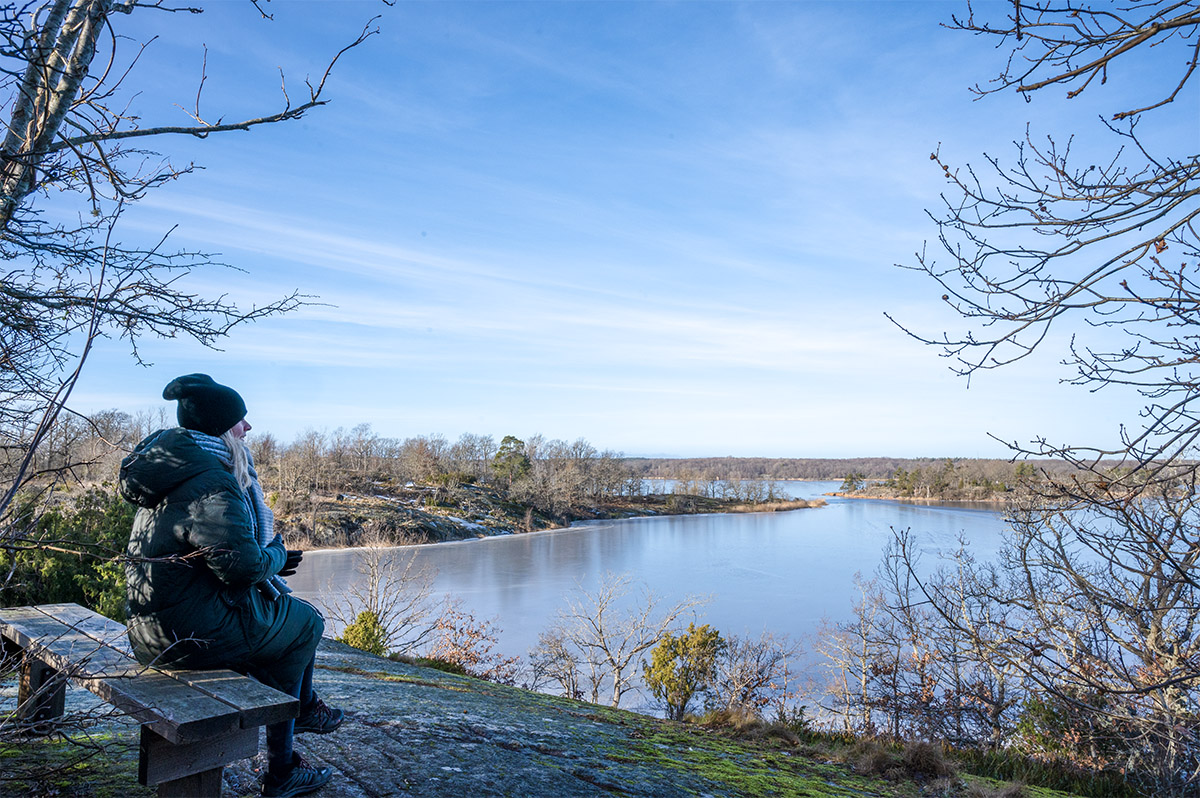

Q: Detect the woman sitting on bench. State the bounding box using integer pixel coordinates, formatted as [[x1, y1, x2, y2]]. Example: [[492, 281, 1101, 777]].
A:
[[121, 374, 344, 798]]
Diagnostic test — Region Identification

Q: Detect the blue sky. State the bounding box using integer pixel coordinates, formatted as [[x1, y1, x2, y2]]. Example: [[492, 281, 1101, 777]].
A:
[[67, 1, 1186, 458]]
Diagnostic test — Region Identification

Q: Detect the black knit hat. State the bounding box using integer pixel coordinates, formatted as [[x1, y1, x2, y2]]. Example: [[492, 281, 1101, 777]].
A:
[[162, 374, 247, 436]]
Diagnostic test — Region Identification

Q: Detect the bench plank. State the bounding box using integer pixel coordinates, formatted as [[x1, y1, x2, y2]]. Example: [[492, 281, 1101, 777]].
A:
[[171, 669, 298, 728], [36, 603, 131, 652], [0, 606, 126, 668], [31, 604, 297, 728], [139, 724, 257, 786], [0, 607, 239, 744], [1, 603, 308, 798]]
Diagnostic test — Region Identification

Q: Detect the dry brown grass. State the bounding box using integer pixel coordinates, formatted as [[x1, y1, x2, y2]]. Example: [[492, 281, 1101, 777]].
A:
[[701, 706, 762, 732], [849, 739, 956, 783], [850, 740, 900, 778], [725, 499, 825, 513], [902, 740, 955, 779], [700, 707, 802, 746]]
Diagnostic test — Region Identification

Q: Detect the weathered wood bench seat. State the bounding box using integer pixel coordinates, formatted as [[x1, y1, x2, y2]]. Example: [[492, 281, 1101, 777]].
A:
[[0, 603, 297, 797]]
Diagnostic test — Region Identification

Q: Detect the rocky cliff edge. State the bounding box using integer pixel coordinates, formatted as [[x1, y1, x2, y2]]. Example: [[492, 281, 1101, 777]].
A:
[[3, 639, 1080, 798]]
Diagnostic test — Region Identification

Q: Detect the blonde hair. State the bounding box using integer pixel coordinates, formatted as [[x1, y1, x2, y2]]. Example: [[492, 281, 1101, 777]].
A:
[[220, 429, 252, 492]]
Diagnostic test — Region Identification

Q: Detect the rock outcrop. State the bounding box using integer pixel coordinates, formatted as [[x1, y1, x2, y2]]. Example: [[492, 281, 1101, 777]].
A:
[[229, 640, 878, 797], [3, 639, 1075, 797], [1, 639, 880, 797]]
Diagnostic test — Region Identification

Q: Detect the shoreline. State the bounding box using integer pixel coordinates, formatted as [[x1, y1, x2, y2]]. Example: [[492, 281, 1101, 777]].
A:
[[288, 495, 826, 553], [828, 491, 1010, 505]]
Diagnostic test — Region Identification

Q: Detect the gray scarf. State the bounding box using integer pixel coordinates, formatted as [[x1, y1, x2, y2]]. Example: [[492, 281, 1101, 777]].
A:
[[189, 429, 291, 600]]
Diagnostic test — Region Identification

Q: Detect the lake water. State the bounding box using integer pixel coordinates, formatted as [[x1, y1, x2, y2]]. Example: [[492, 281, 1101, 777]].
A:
[[286, 481, 1012, 669]]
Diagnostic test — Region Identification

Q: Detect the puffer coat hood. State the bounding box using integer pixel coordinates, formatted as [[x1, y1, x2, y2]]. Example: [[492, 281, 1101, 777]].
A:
[[119, 427, 224, 508], [120, 427, 307, 673]]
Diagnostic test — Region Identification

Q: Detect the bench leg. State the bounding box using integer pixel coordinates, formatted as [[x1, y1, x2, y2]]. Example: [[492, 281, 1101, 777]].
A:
[[156, 766, 224, 798], [16, 656, 65, 734], [139, 724, 257, 797]]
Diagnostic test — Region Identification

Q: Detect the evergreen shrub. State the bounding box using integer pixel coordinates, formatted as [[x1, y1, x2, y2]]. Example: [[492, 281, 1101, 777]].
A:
[[0, 487, 132, 620], [337, 610, 388, 656]]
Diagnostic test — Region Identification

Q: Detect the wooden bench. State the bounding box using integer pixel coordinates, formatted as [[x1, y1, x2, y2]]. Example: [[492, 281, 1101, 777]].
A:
[[0, 603, 298, 797]]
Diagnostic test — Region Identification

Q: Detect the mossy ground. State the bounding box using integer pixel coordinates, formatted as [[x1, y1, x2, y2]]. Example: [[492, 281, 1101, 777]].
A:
[[2, 641, 1089, 798], [0, 729, 151, 798]]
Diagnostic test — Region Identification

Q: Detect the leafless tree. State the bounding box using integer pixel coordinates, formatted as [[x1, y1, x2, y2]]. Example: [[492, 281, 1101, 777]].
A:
[[527, 627, 583, 700], [896, 1, 1199, 477], [1, 0, 380, 536], [348, 424, 382, 475], [888, 3, 1199, 793], [708, 630, 800, 717], [809, 576, 888, 735], [540, 571, 707, 708], [396, 434, 449, 484], [449, 433, 497, 482], [0, 5, 386, 781], [505, 436, 641, 517], [425, 596, 520, 685], [913, 539, 1026, 750], [319, 532, 438, 656], [898, 486, 1200, 791]]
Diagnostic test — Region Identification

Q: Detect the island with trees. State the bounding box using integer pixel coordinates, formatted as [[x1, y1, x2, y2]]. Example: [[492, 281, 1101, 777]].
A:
[[1, 413, 829, 616]]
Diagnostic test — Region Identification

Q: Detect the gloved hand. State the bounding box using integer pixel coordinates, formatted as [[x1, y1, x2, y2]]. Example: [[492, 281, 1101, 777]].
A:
[[278, 549, 303, 577]]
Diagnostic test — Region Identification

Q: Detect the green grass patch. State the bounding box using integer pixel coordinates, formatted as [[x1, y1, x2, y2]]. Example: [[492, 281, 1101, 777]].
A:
[[609, 724, 892, 797], [952, 747, 1134, 798], [0, 731, 151, 798]]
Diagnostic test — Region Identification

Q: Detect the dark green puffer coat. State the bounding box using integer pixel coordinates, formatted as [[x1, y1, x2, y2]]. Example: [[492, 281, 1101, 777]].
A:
[[120, 428, 322, 689]]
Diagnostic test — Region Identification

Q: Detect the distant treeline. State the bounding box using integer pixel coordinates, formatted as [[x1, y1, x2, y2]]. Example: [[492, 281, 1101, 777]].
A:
[[628, 456, 1154, 501], [627, 456, 1081, 483], [22, 411, 1106, 505]]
